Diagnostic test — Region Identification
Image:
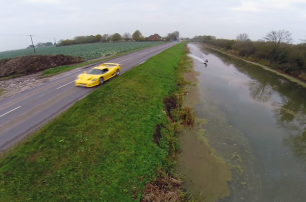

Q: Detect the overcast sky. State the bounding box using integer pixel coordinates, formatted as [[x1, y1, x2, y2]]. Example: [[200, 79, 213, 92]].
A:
[[0, 0, 305, 51]]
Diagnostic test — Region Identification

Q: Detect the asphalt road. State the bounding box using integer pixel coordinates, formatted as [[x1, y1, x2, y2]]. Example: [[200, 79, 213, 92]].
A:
[[0, 43, 176, 152]]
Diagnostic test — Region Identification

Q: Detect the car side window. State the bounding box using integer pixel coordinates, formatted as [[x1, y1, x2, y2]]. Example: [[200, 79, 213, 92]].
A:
[[102, 68, 109, 74]]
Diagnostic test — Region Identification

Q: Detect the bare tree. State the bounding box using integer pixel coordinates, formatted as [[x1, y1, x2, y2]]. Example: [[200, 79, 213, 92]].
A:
[[122, 32, 131, 41], [100, 34, 109, 42], [166, 31, 180, 41], [263, 29, 293, 63], [299, 36, 306, 45], [236, 33, 249, 41], [173, 31, 180, 40], [263, 30, 292, 44]]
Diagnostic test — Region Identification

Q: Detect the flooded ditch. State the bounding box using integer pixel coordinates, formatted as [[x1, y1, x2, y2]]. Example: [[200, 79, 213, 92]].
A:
[[176, 43, 306, 202]]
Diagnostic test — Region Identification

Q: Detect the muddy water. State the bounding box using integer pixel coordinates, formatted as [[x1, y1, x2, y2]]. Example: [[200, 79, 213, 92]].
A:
[[177, 43, 306, 202]]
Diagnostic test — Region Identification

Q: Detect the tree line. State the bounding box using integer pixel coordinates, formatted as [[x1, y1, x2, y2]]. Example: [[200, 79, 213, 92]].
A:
[[192, 30, 306, 80], [27, 42, 54, 49], [58, 30, 180, 46]]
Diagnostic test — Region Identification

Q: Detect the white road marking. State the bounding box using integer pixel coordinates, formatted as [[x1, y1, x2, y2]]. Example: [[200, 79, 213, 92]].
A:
[[117, 57, 133, 63], [137, 52, 147, 56], [56, 81, 74, 89], [0, 106, 21, 118], [56, 70, 82, 79], [39, 94, 45, 98], [139, 61, 146, 64]]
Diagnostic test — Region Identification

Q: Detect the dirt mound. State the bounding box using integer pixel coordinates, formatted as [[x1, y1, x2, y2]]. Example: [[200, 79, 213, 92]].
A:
[[0, 55, 83, 78]]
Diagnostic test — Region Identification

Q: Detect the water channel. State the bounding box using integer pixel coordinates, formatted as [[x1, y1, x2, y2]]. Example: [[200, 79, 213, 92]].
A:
[[176, 43, 306, 202]]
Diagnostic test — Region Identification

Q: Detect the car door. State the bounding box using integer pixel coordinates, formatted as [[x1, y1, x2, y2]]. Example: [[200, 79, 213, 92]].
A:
[[109, 67, 117, 78], [101, 68, 111, 80]]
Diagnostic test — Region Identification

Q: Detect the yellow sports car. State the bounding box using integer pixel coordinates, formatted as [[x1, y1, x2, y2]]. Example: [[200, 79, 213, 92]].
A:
[[75, 63, 121, 87]]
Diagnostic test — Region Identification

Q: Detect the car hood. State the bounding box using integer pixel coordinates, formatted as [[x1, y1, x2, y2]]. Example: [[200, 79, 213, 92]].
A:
[[77, 74, 99, 81]]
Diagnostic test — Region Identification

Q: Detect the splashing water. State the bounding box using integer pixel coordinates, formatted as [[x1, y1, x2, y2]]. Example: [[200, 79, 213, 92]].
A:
[[188, 54, 205, 63]]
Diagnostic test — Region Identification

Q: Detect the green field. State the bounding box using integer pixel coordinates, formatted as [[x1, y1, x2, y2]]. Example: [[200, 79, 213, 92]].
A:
[[0, 42, 166, 60], [0, 42, 193, 201]]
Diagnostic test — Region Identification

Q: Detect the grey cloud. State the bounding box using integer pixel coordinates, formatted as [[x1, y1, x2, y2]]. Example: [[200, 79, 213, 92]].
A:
[[0, 0, 305, 51]]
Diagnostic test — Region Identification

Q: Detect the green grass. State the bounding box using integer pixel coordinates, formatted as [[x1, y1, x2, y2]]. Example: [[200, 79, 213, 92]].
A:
[[0, 42, 166, 60], [0, 42, 187, 201], [0, 74, 23, 81]]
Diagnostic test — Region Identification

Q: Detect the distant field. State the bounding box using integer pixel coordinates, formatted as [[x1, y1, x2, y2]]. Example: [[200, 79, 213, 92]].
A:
[[0, 42, 166, 60]]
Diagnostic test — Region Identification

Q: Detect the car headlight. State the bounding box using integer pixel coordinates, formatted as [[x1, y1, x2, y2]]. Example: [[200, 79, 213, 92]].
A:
[[92, 78, 97, 81]]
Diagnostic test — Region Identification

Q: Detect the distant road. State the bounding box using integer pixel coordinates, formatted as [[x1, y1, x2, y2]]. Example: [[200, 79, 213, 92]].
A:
[[0, 43, 176, 152]]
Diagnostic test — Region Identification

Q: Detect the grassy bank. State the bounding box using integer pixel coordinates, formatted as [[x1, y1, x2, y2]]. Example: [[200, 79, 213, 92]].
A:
[[0, 42, 194, 201], [42, 43, 167, 77]]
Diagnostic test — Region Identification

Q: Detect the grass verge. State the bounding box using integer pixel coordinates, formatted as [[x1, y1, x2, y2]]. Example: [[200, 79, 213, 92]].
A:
[[41, 43, 168, 77], [0, 74, 23, 81], [0, 42, 195, 201]]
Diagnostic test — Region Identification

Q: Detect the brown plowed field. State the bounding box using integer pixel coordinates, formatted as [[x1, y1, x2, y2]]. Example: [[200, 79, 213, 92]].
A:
[[0, 55, 83, 78]]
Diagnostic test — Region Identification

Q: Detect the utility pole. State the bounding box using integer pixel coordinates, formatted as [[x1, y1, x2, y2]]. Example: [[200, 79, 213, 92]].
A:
[[54, 37, 57, 46], [29, 35, 36, 53]]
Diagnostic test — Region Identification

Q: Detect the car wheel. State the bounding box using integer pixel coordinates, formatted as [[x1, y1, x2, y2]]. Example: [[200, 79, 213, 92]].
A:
[[116, 70, 120, 76], [99, 77, 104, 85]]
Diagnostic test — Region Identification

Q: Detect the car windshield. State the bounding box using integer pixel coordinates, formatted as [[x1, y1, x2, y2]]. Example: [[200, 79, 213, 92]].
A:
[[87, 69, 102, 75]]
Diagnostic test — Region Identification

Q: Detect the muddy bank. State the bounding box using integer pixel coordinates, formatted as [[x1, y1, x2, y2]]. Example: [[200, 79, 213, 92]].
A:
[[0, 55, 83, 78]]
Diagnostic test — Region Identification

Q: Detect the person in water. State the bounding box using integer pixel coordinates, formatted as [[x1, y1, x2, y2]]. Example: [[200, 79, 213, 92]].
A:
[[203, 59, 208, 66]]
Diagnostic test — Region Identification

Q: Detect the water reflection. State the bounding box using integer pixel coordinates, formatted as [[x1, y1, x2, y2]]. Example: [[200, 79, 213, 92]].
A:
[[189, 44, 306, 201], [204, 47, 306, 166], [249, 81, 273, 102], [274, 100, 306, 164], [284, 130, 306, 165]]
